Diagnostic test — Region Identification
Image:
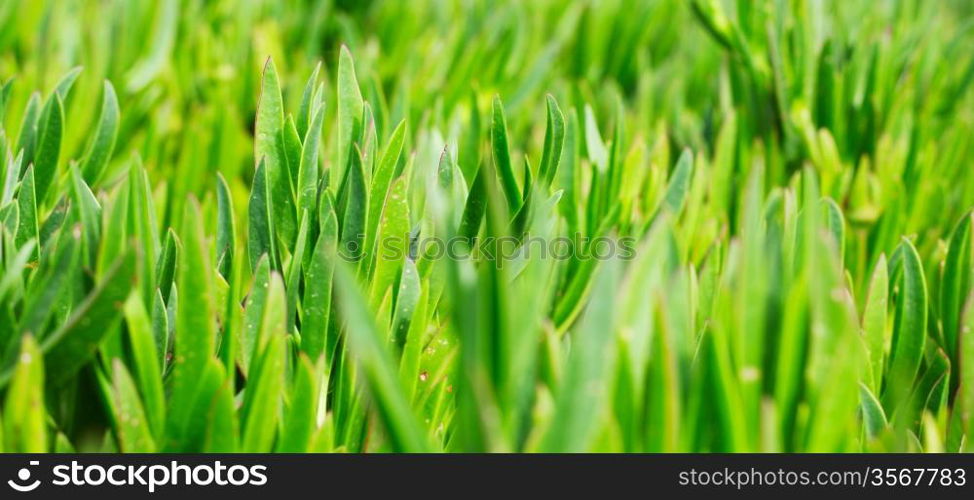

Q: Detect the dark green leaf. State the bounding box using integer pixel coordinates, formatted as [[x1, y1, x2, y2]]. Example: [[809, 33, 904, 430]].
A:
[[81, 81, 120, 184]]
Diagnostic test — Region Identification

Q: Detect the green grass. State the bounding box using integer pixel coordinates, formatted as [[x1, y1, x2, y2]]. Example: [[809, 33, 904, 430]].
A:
[[0, 0, 973, 452]]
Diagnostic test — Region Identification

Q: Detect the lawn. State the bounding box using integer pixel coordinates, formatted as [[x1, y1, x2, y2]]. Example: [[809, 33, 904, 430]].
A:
[[0, 0, 973, 452]]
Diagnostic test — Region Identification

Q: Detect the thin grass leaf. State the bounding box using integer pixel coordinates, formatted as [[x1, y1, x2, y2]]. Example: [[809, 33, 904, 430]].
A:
[[859, 382, 887, 438], [37, 248, 135, 386], [123, 295, 165, 439], [242, 254, 271, 373], [2, 150, 22, 206], [277, 354, 318, 452], [286, 211, 310, 332], [338, 145, 367, 262], [201, 377, 237, 452], [363, 120, 406, 270], [255, 58, 296, 252], [18, 226, 78, 337], [167, 199, 217, 444], [458, 165, 487, 241], [659, 149, 693, 217], [538, 94, 565, 185], [283, 116, 303, 201], [863, 254, 889, 391], [216, 173, 236, 279], [297, 62, 322, 140], [80, 81, 119, 184], [490, 96, 521, 213], [53, 67, 83, 101], [15, 92, 40, 168], [155, 229, 178, 301], [70, 166, 102, 265], [241, 274, 286, 452], [335, 45, 364, 188], [370, 175, 410, 308], [3, 336, 46, 452], [248, 158, 276, 271], [13, 166, 37, 255], [333, 263, 429, 452], [301, 194, 337, 362], [942, 212, 972, 364], [297, 103, 325, 219], [542, 257, 621, 452], [883, 238, 928, 412], [33, 93, 63, 203], [960, 293, 974, 449], [110, 359, 156, 452]]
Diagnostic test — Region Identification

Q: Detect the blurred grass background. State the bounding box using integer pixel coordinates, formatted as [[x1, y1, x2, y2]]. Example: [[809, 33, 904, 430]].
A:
[[1, 0, 974, 452]]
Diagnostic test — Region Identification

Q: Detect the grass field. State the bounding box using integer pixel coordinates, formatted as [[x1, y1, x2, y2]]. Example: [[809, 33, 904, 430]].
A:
[[1, 0, 973, 452]]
